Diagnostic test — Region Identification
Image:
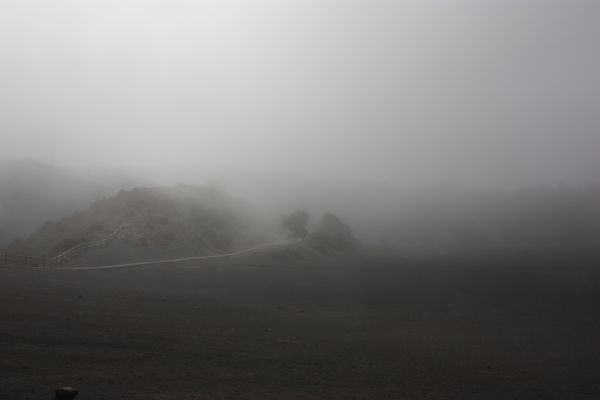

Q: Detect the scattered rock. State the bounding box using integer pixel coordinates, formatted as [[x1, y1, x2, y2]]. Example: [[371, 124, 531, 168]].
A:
[[55, 387, 78, 400]]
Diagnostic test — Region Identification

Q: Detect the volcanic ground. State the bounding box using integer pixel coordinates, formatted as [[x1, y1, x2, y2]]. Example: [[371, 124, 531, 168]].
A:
[[1, 246, 600, 399]]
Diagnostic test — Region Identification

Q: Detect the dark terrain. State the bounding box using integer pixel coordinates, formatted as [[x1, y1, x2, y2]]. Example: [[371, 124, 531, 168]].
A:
[[1, 247, 600, 399]]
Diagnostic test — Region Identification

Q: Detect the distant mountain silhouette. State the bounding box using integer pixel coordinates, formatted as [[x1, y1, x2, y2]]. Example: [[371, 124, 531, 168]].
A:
[[0, 159, 122, 246], [383, 185, 600, 249]]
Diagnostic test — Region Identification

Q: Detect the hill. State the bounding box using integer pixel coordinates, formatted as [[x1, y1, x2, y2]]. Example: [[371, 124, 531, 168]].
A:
[[4, 184, 274, 262]]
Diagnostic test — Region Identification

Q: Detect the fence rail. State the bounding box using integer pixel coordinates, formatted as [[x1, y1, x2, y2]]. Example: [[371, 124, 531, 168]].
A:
[[1, 252, 47, 267], [1, 224, 128, 268]]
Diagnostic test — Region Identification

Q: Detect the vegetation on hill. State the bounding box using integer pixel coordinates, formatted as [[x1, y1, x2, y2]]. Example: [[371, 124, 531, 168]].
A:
[[282, 210, 310, 239], [5, 184, 272, 258]]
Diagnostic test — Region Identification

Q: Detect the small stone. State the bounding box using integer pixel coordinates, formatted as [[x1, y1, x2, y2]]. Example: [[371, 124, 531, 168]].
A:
[[55, 387, 78, 400]]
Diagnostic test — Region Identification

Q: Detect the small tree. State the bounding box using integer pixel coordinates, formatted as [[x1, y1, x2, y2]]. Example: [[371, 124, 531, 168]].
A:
[[308, 212, 358, 252], [282, 210, 310, 239]]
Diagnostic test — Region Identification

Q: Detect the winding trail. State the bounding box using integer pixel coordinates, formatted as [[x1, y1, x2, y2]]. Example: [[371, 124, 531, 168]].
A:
[[53, 239, 301, 271]]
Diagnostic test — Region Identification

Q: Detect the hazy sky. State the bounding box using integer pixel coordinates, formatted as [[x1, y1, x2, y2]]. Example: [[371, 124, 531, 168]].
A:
[[1, 0, 599, 187]]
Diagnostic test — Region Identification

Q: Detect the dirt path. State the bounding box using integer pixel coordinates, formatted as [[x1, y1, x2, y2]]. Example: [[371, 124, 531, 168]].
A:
[[53, 239, 301, 271]]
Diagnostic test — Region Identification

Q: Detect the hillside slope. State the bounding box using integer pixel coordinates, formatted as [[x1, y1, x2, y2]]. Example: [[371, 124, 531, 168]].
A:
[[5, 184, 273, 260]]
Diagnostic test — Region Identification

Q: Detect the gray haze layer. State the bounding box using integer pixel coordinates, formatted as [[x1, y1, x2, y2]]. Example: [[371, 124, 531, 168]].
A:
[[1, 0, 599, 188]]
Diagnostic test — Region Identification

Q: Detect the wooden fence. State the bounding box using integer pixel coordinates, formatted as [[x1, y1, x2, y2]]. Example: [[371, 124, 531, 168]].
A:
[[1, 223, 128, 268], [1, 252, 48, 267]]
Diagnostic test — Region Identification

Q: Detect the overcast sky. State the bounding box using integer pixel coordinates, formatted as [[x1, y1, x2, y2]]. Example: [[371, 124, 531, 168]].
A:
[[1, 0, 599, 188]]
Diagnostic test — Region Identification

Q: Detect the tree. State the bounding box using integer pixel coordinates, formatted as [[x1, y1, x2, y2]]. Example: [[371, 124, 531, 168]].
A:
[[282, 210, 310, 239], [308, 212, 358, 252]]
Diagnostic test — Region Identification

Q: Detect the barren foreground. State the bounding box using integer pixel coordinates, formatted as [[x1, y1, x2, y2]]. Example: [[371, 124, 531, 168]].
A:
[[1, 248, 600, 399]]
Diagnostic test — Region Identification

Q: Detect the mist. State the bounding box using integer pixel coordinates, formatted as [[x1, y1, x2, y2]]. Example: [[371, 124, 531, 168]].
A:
[[2, 0, 599, 189], [2, 2, 600, 399]]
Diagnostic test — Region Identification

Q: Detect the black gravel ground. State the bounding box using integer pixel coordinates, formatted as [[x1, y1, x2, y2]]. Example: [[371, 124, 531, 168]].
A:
[[1, 248, 600, 399]]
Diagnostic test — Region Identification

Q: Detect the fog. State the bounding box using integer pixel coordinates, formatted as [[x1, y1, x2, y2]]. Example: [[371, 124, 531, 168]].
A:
[[1, 0, 600, 248], [3, 4, 600, 398], [2, 0, 599, 187]]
